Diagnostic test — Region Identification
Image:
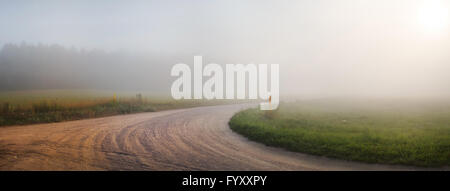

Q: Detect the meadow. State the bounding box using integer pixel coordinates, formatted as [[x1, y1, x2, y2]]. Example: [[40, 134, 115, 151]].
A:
[[229, 98, 450, 167], [0, 89, 240, 127]]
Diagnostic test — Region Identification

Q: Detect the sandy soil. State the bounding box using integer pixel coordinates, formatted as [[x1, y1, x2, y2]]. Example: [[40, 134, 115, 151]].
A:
[[0, 104, 445, 170]]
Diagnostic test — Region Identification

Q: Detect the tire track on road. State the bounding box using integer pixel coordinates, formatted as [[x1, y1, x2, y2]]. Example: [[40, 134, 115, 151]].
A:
[[0, 104, 439, 170]]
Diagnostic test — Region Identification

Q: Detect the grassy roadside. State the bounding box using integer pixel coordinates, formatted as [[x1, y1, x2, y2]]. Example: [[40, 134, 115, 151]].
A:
[[229, 100, 450, 167], [0, 90, 244, 127]]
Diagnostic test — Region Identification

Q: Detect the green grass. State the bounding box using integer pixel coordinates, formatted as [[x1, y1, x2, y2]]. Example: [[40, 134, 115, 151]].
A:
[[0, 89, 245, 127], [229, 99, 450, 167]]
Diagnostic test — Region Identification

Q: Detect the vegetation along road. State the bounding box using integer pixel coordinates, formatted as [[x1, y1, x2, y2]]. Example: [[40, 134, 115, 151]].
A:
[[0, 104, 446, 170]]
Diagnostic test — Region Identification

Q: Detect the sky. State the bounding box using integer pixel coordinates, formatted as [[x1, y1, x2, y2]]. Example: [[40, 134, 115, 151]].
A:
[[0, 0, 449, 97]]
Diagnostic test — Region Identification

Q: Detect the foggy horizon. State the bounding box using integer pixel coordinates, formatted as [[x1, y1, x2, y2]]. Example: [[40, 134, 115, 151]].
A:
[[1, 0, 449, 98]]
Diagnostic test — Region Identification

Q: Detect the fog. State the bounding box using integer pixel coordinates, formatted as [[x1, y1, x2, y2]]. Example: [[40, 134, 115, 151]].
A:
[[1, 0, 449, 98]]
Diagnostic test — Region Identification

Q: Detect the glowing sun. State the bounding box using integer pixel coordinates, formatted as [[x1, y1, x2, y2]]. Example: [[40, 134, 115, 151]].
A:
[[418, 1, 449, 33]]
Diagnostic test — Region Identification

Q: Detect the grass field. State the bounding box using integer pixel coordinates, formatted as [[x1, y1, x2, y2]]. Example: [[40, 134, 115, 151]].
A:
[[0, 89, 242, 127], [229, 99, 450, 167]]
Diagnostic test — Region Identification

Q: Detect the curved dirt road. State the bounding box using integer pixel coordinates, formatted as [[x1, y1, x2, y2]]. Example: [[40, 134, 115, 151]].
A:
[[0, 104, 440, 170]]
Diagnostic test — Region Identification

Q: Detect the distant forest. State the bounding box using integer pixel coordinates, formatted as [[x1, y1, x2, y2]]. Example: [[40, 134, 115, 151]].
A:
[[0, 43, 176, 92]]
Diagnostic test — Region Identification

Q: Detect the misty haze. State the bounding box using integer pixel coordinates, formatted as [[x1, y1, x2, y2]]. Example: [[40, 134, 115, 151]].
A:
[[0, 0, 449, 98], [0, 0, 449, 171]]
